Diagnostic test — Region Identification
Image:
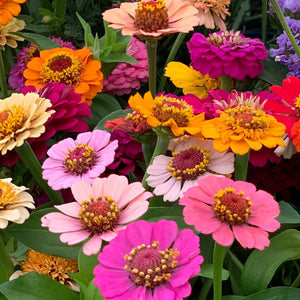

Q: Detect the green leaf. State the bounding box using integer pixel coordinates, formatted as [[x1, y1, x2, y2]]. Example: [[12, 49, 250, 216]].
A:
[[78, 248, 99, 281], [199, 263, 229, 280], [277, 201, 300, 224], [94, 109, 131, 131], [0, 239, 14, 284], [6, 209, 81, 260], [76, 13, 94, 48], [101, 52, 138, 64], [241, 229, 300, 295], [0, 272, 79, 300], [103, 21, 116, 50], [52, 0, 66, 19], [84, 280, 104, 300], [69, 272, 89, 295]]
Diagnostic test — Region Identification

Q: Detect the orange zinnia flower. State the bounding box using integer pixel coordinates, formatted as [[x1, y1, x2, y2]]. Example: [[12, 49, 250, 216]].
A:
[[23, 47, 103, 105], [0, 0, 25, 26]]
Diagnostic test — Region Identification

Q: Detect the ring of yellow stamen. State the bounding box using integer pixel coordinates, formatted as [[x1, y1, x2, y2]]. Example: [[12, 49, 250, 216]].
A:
[[124, 241, 179, 288], [294, 95, 300, 116], [213, 187, 252, 225], [0, 180, 18, 210]]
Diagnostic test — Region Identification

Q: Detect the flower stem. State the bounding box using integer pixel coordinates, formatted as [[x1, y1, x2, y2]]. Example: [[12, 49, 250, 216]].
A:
[[15, 141, 63, 205], [146, 40, 158, 97], [235, 151, 250, 181], [220, 75, 232, 92], [270, 0, 300, 60], [291, 272, 300, 288], [197, 278, 213, 300], [262, 0, 268, 44], [213, 242, 226, 300], [0, 51, 8, 98], [0, 237, 14, 283], [158, 32, 186, 93]]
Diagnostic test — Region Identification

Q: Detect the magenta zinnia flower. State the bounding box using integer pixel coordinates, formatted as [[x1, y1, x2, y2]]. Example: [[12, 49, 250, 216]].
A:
[[180, 175, 280, 250], [187, 30, 267, 80], [42, 130, 118, 190], [93, 219, 203, 299], [41, 175, 152, 255]]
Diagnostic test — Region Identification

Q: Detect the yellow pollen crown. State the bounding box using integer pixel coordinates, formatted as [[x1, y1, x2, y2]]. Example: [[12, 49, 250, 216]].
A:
[[0, 105, 24, 138]]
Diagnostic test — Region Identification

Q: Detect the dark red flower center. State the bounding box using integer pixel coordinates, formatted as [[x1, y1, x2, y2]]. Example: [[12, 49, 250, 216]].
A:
[[50, 57, 72, 72], [233, 112, 253, 128], [0, 110, 10, 123]]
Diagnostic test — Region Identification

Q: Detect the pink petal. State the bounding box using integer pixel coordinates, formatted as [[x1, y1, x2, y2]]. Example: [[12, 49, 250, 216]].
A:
[[153, 284, 175, 300], [247, 217, 280, 232], [54, 202, 81, 218], [100, 230, 117, 242], [101, 174, 129, 201], [212, 223, 234, 246], [119, 199, 149, 224], [125, 220, 152, 246], [71, 180, 93, 204], [232, 225, 255, 249], [60, 230, 90, 245], [83, 234, 103, 255], [152, 220, 178, 249]]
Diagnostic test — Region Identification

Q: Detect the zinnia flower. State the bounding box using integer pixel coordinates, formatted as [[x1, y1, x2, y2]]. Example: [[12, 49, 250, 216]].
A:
[[0, 0, 25, 26], [0, 93, 54, 155], [0, 178, 35, 229], [93, 219, 204, 299], [0, 18, 25, 51], [102, 0, 199, 38], [128, 91, 205, 137], [42, 130, 118, 190], [165, 61, 220, 99], [180, 175, 281, 250], [147, 136, 234, 201], [23, 47, 103, 105], [187, 30, 268, 80], [41, 175, 152, 255]]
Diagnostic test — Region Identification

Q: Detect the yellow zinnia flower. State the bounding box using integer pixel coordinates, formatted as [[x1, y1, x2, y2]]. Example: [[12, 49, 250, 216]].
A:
[[201, 105, 286, 155]]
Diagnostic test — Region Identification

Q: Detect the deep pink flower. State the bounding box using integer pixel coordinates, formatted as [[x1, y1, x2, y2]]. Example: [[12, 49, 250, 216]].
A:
[[42, 130, 118, 190], [187, 31, 267, 80], [41, 175, 152, 255], [180, 175, 280, 250], [93, 219, 203, 299]]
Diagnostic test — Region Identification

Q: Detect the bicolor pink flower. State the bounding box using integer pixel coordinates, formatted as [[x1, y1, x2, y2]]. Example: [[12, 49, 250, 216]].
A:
[[187, 30, 267, 80], [147, 137, 234, 202], [42, 130, 118, 190], [180, 175, 280, 250], [41, 175, 152, 255], [93, 219, 203, 299]]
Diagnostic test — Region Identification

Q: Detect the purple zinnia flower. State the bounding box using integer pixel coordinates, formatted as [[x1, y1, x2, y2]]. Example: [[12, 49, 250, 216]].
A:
[[94, 219, 203, 300]]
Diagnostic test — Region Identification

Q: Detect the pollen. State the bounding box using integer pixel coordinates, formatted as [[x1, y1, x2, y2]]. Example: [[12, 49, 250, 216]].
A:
[[0, 180, 18, 209]]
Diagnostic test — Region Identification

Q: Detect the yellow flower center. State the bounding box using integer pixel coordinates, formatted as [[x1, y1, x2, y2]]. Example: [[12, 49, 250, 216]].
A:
[[0, 105, 25, 139], [79, 195, 120, 234], [207, 30, 244, 46], [124, 241, 179, 288], [153, 95, 194, 127], [134, 0, 169, 32], [166, 146, 210, 180], [294, 95, 300, 115], [126, 111, 145, 125], [41, 51, 83, 86], [0, 180, 18, 209], [213, 187, 252, 225]]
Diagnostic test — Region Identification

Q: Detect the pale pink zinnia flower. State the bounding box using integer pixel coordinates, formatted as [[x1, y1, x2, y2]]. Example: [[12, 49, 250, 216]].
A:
[[41, 175, 152, 255], [102, 0, 199, 38], [42, 130, 118, 190], [146, 137, 235, 202], [180, 175, 281, 250]]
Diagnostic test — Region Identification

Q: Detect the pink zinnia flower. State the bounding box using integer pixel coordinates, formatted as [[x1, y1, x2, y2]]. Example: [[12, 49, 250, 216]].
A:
[[147, 137, 234, 201], [102, 37, 148, 96], [42, 130, 118, 190], [41, 175, 152, 255], [93, 219, 203, 299], [180, 175, 280, 250], [187, 30, 267, 80]]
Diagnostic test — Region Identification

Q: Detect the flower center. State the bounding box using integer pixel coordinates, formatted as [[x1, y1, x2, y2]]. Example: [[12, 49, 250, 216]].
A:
[[124, 241, 179, 288], [0, 180, 18, 210], [41, 51, 83, 86], [64, 143, 97, 175], [167, 146, 210, 180], [134, 0, 169, 33], [213, 187, 252, 225], [153, 95, 194, 127], [79, 196, 120, 234], [294, 95, 300, 117], [25, 46, 40, 62], [207, 30, 244, 47], [0, 106, 25, 139]]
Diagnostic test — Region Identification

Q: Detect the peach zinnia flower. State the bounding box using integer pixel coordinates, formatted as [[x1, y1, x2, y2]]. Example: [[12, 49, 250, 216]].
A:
[[23, 47, 103, 105], [0, 93, 53, 155], [102, 0, 199, 38], [0, 18, 25, 50], [0, 0, 26, 26]]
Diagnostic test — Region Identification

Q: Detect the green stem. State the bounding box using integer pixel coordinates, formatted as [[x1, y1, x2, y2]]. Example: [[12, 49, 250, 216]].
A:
[[270, 0, 300, 60], [291, 272, 300, 288], [0, 51, 8, 98], [15, 141, 63, 205], [0, 237, 14, 283], [146, 40, 158, 97], [158, 32, 186, 93], [228, 250, 244, 272], [197, 278, 213, 300], [235, 151, 250, 181], [220, 75, 232, 92], [142, 143, 155, 167], [213, 243, 226, 300], [262, 0, 268, 44]]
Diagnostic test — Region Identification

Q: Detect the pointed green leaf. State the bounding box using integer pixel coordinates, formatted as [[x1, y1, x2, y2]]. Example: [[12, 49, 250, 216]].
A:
[[0, 239, 14, 284], [76, 13, 94, 48], [84, 280, 104, 300], [199, 263, 229, 280], [277, 201, 300, 224], [78, 249, 99, 281]]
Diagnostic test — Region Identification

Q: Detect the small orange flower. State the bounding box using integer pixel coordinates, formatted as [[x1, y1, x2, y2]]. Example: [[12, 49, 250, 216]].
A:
[[23, 47, 103, 105], [0, 0, 25, 26]]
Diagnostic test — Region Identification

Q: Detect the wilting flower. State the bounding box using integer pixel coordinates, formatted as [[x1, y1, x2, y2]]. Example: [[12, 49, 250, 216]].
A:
[[94, 219, 203, 299], [102, 0, 199, 39], [23, 47, 103, 105], [180, 175, 280, 250], [0, 18, 25, 51], [188, 30, 268, 80], [0, 93, 53, 155], [0, 0, 26, 26], [42, 130, 118, 190], [41, 175, 152, 255], [129, 91, 205, 137], [103, 37, 148, 95], [165, 61, 220, 99], [0, 178, 35, 229], [147, 136, 234, 201]]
